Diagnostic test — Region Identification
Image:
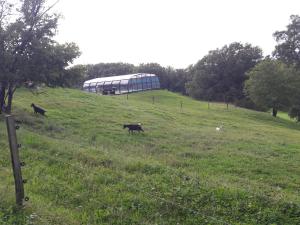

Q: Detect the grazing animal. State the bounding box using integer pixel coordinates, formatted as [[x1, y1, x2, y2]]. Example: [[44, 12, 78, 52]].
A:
[[123, 123, 144, 133], [31, 103, 46, 116], [216, 125, 223, 131]]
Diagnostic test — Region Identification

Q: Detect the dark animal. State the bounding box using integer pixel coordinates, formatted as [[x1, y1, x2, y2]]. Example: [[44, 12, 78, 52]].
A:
[[31, 103, 46, 116], [123, 124, 144, 133]]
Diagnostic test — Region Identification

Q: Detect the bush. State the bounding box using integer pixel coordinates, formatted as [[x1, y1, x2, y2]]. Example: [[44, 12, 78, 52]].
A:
[[288, 106, 300, 121]]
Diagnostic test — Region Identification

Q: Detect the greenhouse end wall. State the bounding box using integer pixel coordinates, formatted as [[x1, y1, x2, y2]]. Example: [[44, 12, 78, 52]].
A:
[[83, 73, 160, 95]]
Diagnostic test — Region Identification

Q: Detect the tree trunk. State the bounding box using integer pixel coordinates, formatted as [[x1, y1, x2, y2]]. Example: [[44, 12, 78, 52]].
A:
[[0, 82, 6, 114], [6, 83, 14, 114], [272, 108, 278, 117]]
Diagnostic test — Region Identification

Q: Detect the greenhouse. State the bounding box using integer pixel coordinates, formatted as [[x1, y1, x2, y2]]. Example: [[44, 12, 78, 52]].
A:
[[83, 73, 160, 95]]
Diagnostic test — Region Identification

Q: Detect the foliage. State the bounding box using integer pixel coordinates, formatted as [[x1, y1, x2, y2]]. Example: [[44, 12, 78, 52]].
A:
[[273, 15, 300, 119], [288, 105, 300, 121], [245, 59, 300, 116], [63, 65, 88, 88], [0, 0, 80, 113], [1, 88, 300, 224], [79, 62, 189, 94], [85, 63, 135, 80], [186, 42, 263, 102], [135, 63, 170, 89], [166, 68, 189, 95], [273, 15, 300, 68]]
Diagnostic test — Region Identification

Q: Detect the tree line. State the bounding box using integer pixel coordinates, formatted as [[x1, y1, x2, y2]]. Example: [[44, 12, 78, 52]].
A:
[[69, 63, 189, 95], [73, 13, 300, 121], [1, 0, 300, 121]]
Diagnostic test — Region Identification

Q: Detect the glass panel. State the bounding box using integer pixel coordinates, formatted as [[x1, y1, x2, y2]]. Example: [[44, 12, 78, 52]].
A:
[[132, 78, 137, 91]]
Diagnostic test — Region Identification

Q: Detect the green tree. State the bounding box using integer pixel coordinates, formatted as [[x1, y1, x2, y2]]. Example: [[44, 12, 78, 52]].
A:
[[245, 60, 299, 117], [82, 62, 189, 94], [86, 63, 135, 80], [186, 42, 262, 103], [0, 0, 80, 114], [273, 15, 300, 119], [135, 63, 171, 89], [166, 68, 189, 95], [63, 65, 88, 88], [273, 15, 300, 68]]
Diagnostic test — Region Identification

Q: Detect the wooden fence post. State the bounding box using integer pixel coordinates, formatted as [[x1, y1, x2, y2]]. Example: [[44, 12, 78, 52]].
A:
[[6, 115, 25, 206]]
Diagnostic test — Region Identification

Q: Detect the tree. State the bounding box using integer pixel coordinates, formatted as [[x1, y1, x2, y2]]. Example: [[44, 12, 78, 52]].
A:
[[80, 62, 189, 94], [0, 0, 80, 114], [273, 15, 300, 119], [273, 15, 300, 68], [85, 63, 135, 80], [166, 68, 189, 95], [135, 63, 171, 89], [245, 59, 300, 117], [186, 42, 262, 103], [136, 64, 190, 93], [63, 65, 87, 88]]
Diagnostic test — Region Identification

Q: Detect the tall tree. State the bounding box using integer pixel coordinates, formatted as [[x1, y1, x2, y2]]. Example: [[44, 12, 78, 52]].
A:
[[273, 15, 300, 68], [186, 42, 262, 103], [166, 68, 189, 95], [245, 59, 300, 117], [0, 0, 80, 114]]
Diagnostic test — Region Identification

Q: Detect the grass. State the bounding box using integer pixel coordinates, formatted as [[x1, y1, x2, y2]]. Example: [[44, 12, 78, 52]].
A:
[[277, 111, 295, 121], [1, 88, 300, 224]]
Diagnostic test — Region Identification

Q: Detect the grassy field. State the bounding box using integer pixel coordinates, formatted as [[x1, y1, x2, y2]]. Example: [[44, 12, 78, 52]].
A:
[[1, 88, 300, 225]]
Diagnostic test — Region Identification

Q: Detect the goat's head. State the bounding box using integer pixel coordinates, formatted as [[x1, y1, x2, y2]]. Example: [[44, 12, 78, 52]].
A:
[[123, 124, 128, 129], [31, 103, 35, 107]]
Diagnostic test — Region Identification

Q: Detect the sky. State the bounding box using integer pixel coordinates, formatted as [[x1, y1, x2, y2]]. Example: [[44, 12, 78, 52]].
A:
[[53, 0, 300, 69]]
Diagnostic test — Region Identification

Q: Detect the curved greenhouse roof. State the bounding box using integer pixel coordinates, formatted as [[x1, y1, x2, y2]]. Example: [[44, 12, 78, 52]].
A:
[[83, 73, 160, 95]]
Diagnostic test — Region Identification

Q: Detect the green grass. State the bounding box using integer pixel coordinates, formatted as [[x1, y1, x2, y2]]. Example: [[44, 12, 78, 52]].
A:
[[277, 111, 295, 121], [1, 88, 300, 224]]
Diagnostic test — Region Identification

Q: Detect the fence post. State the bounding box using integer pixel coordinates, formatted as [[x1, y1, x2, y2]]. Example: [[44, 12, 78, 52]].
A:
[[6, 115, 25, 206]]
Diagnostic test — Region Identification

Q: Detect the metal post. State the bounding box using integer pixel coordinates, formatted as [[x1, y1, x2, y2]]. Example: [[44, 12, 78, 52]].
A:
[[6, 115, 25, 206]]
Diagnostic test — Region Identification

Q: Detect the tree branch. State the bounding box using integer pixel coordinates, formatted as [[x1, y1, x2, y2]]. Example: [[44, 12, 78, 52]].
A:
[[39, 0, 60, 19]]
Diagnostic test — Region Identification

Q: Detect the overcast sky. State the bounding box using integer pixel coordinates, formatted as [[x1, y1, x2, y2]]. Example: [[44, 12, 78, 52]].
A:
[[54, 0, 300, 68]]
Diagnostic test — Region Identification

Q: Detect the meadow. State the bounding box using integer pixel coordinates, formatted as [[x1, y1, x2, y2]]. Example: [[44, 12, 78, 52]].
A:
[[0, 88, 300, 225]]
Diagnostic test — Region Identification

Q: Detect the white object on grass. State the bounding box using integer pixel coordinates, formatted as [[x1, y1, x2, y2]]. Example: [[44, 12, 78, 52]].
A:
[[216, 125, 223, 131]]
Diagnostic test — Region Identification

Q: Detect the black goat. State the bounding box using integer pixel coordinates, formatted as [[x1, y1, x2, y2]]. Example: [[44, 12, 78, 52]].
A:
[[123, 124, 144, 133], [31, 103, 46, 116]]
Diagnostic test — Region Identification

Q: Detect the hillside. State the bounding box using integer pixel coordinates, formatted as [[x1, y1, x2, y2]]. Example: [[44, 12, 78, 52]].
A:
[[1, 88, 300, 225]]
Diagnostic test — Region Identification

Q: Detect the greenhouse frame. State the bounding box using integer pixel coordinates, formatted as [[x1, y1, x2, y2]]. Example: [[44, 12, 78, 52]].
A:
[[83, 73, 160, 95]]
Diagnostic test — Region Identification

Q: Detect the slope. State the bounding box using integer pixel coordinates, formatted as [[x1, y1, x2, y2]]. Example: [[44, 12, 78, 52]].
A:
[[1, 88, 300, 225]]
